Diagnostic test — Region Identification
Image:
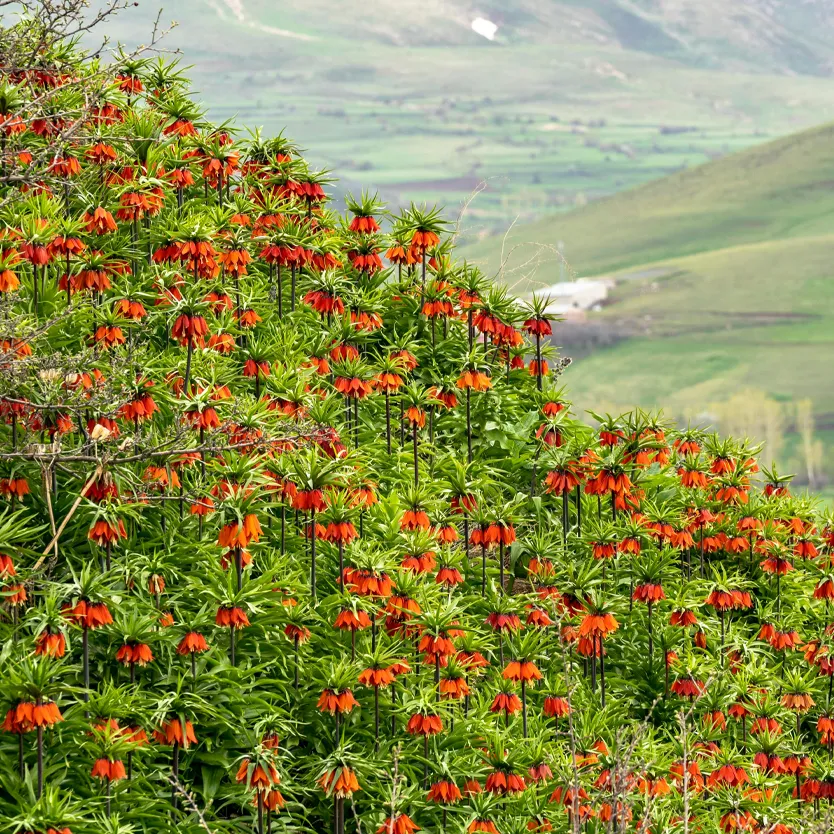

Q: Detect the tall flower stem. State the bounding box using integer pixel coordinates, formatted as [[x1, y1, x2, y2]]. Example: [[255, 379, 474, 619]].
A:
[[466, 387, 472, 463], [521, 679, 528, 738], [535, 333, 542, 391], [413, 423, 419, 486], [385, 390, 391, 453], [310, 508, 317, 601], [374, 687, 380, 750], [82, 626, 90, 702], [257, 789, 264, 834], [183, 337, 193, 397], [481, 541, 487, 596], [171, 741, 179, 809], [36, 723, 43, 798]]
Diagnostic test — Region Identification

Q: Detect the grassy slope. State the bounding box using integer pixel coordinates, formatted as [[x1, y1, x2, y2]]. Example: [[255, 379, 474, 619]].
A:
[[465, 122, 834, 288], [565, 235, 834, 413], [91, 1, 834, 226]]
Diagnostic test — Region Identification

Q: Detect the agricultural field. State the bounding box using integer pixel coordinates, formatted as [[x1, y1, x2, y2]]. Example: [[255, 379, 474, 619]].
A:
[[97, 0, 834, 230]]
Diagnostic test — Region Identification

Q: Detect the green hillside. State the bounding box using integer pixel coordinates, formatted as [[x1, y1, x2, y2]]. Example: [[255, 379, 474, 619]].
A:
[[462, 122, 834, 490], [93, 1, 834, 227], [466, 122, 834, 288]]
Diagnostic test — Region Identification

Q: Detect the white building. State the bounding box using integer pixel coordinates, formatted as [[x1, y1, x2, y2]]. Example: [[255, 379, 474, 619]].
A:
[[532, 278, 613, 318]]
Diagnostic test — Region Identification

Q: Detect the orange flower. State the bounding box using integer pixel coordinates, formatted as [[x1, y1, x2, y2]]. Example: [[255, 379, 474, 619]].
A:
[[91, 758, 127, 782], [633, 583, 665, 604], [333, 609, 371, 632], [64, 600, 113, 629], [358, 666, 395, 688], [284, 623, 310, 642], [94, 325, 125, 349], [418, 633, 456, 656], [427, 780, 462, 804], [292, 489, 327, 512], [84, 206, 118, 235], [236, 759, 280, 790], [209, 332, 236, 354], [215, 606, 250, 628], [490, 692, 521, 715], [670, 609, 698, 627], [217, 247, 251, 276], [544, 469, 579, 495], [0, 267, 19, 292], [317, 688, 359, 714], [324, 521, 358, 545], [782, 692, 814, 713], [401, 509, 430, 530], [526, 607, 552, 627], [177, 631, 209, 655], [484, 523, 515, 547], [543, 695, 571, 717], [404, 406, 426, 428], [670, 676, 705, 699], [439, 676, 469, 699], [119, 391, 157, 421], [15, 700, 63, 728], [319, 765, 361, 798], [0, 477, 29, 499], [503, 659, 542, 682], [334, 376, 373, 399], [185, 406, 220, 430], [344, 567, 392, 596], [578, 612, 619, 638], [115, 642, 154, 666], [35, 630, 66, 657], [485, 770, 526, 796], [87, 519, 127, 546], [456, 370, 491, 391], [153, 718, 197, 747], [406, 713, 442, 736], [485, 612, 522, 633], [377, 813, 419, 834], [436, 565, 463, 586], [217, 514, 262, 549], [171, 313, 208, 346], [350, 215, 380, 234], [376, 371, 404, 392]]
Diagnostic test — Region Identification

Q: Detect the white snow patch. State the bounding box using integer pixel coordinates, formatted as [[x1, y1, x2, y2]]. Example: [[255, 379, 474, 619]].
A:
[[471, 17, 498, 40]]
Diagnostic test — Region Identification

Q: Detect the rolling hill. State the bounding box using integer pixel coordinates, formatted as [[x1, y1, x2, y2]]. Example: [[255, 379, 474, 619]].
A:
[[464, 122, 834, 491], [92, 1, 834, 227], [467, 122, 834, 286]]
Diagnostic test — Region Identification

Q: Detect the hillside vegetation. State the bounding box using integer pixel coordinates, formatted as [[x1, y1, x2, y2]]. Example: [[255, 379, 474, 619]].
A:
[[6, 11, 834, 834]]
